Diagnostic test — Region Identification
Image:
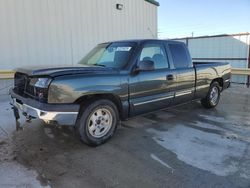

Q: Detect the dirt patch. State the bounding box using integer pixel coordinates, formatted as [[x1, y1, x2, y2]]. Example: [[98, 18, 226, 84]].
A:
[[0, 139, 15, 162]]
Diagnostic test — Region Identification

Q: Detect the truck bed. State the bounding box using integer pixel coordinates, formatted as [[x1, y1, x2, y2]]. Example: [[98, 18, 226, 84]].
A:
[[193, 61, 231, 98]]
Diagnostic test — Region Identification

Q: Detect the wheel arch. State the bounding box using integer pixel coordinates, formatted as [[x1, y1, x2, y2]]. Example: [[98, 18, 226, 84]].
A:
[[74, 93, 125, 120], [211, 77, 223, 89]]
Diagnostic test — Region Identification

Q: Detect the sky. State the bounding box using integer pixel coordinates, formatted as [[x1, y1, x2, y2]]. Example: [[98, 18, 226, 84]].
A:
[[157, 0, 250, 39]]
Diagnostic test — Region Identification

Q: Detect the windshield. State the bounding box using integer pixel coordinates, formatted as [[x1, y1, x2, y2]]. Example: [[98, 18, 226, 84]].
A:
[[78, 42, 136, 69]]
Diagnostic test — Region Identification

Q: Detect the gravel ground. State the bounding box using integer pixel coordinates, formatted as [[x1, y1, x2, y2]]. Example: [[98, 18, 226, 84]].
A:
[[0, 85, 250, 188]]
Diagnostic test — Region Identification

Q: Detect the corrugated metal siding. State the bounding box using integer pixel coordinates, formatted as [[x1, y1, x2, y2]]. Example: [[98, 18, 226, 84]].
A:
[[0, 0, 157, 70], [174, 34, 250, 84]]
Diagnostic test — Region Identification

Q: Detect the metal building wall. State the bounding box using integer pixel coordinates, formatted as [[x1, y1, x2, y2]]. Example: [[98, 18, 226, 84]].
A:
[[174, 33, 250, 84], [0, 0, 157, 70]]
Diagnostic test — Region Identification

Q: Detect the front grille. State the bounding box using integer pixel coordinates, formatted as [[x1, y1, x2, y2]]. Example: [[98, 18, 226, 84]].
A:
[[24, 80, 36, 97], [14, 72, 28, 95], [13, 72, 48, 102]]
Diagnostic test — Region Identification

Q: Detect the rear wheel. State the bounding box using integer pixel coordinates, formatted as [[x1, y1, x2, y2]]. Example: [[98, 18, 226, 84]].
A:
[[201, 82, 221, 108], [76, 99, 119, 146]]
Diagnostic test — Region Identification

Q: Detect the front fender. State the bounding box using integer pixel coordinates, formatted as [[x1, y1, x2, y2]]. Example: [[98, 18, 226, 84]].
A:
[[48, 74, 128, 104]]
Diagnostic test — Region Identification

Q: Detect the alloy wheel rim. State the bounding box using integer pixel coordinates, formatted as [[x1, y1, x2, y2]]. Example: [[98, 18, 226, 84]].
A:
[[210, 86, 219, 106], [87, 107, 113, 138]]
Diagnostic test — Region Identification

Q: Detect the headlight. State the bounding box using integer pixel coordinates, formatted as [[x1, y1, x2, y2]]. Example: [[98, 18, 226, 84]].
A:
[[30, 77, 52, 88]]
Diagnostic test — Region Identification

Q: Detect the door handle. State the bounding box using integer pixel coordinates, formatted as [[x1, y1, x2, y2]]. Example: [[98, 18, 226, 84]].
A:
[[166, 74, 174, 81]]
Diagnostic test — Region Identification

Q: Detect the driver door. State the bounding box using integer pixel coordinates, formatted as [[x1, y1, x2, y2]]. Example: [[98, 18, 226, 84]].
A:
[[129, 41, 177, 116]]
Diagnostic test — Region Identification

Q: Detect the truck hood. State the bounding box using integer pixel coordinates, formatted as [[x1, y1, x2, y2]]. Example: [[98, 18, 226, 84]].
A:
[[16, 65, 118, 77]]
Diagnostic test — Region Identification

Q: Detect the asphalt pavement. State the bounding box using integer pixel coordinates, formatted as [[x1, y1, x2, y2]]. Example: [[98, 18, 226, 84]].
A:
[[0, 85, 250, 188]]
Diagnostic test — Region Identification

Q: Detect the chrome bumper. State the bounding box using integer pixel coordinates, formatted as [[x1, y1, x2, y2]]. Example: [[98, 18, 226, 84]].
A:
[[9, 90, 80, 126]]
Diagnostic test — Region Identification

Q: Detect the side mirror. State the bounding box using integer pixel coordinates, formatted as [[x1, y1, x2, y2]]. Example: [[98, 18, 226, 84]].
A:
[[136, 60, 155, 71]]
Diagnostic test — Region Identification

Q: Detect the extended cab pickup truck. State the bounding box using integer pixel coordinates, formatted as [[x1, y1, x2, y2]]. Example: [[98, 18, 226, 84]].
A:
[[10, 39, 231, 146]]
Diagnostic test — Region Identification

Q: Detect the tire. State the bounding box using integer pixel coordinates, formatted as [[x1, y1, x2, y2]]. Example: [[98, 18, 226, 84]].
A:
[[201, 82, 221, 109], [76, 99, 119, 146]]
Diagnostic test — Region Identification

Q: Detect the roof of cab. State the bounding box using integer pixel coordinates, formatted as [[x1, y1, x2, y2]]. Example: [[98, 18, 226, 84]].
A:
[[100, 39, 185, 45]]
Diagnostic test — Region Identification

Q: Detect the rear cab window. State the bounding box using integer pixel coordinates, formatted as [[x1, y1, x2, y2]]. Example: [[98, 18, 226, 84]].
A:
[[168, 43, 191, 69]]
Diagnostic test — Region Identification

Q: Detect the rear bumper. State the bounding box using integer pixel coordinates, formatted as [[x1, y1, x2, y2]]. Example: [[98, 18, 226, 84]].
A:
[[9, 89, 80, 126]]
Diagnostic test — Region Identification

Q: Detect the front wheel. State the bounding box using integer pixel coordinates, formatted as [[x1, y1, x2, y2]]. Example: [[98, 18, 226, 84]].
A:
[[76, 99, 119, 146], [201, 82, 221, 108]]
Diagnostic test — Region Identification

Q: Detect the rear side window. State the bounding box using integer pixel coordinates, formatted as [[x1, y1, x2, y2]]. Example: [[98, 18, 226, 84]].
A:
[[169, 44, 189, 68]]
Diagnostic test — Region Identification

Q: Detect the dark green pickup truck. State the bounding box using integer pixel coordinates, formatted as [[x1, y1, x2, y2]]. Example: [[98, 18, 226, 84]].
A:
[[10, 39, 231, 145]]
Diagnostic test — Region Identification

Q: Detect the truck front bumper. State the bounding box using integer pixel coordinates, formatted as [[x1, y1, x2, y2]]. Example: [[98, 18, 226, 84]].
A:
[[9, 89, 80, 126]]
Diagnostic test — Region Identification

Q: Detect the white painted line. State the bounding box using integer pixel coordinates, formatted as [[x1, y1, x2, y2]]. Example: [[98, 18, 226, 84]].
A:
[[150, 153, 174, 173]]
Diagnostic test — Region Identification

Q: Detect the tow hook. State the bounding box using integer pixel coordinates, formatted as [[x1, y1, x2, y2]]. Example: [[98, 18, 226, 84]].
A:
[[11, 106, 34, 131], [22, 112, 33, 123], [11, 105, 22, 131]]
